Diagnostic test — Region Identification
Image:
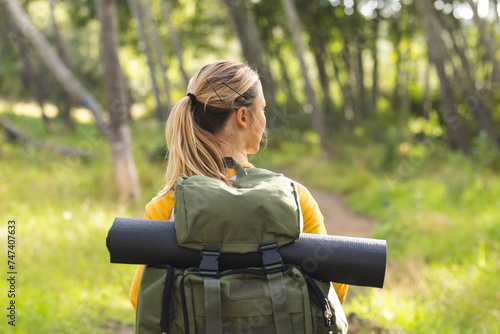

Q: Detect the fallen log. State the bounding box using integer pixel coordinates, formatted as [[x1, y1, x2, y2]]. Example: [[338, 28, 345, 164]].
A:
[[0, 117, 92, 159]]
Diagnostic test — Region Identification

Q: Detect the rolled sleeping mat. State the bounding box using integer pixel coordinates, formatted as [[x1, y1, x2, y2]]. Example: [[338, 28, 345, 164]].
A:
[[107, 217, 387, 288]]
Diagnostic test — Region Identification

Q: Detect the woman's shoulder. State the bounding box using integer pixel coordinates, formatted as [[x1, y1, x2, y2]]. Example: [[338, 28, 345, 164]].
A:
[[144, 191, 175, 221]]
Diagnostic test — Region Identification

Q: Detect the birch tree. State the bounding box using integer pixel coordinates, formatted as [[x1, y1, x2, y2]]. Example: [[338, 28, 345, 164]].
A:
[[5, 0, 142, 200], [139, 0, 171, 121], [161, 0, 189, 87], [223, 0, 276, 109], [466, 0, 500, 84], [4, 0, 110, 137], [281, 0, 329, 153], [415, 0, 471, 154], [126, 0, 163, 124], [95, 0, 142, 201], [49, 0, 73, 131]]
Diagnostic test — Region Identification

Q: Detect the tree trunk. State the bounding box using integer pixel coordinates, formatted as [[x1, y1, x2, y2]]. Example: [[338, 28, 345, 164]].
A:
[[330, 51, 354, 124], [415, 0, 472, 154], [281, 0, 329, 154], [49, 0, 74, 132], [37, 99, 55, 133], [0, 118, 91, 158], [371, 13, 379, 112], [223, 0, 276, 109], [14, 19, 54, 133], [466, 0, 500, 84], [139, 0, 170, 122], [355, 36, 368, 117], [341, 35, 359, 120], [34, 63, 54, 133], [422, 62, 431, 119], [4, 0, 110, 137], [371, 41, 378, 113], [272, 43, 298, 106], [400, 8, 416, 117], [126, 0, 163, 124], [391, 21, 402, 113], [440, 15, 476, 90], [96, 0, 141, 201], [439, 14, 500, 146], [314, 52, 334, 115], [160, 0, 189, 87], [311, 37, 335, 119]]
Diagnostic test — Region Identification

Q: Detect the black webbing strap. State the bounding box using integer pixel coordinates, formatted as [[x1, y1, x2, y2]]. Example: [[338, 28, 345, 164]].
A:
[[259, 242, 293, 334], [199, 248, 222, 333], [160, 265, 175, 334], [223, 157, 247, 179]]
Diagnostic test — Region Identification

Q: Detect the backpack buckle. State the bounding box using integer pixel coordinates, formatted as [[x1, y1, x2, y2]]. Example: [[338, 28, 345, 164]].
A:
[[259, 242, 284, 273], [198, 248, 220, 277]]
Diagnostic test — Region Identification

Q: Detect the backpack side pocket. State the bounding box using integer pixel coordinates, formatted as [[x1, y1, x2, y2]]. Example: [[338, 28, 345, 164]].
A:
[[306, 276, 348, 334], [136, 265, 182, 334]]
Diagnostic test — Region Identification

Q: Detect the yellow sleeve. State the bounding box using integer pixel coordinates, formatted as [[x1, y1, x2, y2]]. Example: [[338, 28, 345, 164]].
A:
[[295, 182, 349, 304], [129, 193, 175, 312]]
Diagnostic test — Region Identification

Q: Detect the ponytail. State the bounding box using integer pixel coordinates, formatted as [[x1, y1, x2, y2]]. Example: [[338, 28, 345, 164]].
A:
[[154, 60, 261, 200]]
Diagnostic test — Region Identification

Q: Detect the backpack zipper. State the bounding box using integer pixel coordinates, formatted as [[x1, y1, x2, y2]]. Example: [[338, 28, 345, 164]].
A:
[[304, 275, 334, 333], [324, 297, 334, 334]]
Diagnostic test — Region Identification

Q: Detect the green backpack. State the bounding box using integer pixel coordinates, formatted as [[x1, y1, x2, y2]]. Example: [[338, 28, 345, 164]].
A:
[[136, 158, 348, 334]]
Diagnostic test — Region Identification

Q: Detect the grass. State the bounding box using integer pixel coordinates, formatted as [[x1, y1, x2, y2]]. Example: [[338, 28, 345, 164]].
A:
[[1, 114, 499, 333], [253, 133, 500, 333], [0, 114, 166, 333]]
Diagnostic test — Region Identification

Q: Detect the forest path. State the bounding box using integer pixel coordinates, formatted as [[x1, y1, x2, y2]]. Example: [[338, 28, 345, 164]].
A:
[[306, 186, 381, 334], [308, 187, 375, 238]]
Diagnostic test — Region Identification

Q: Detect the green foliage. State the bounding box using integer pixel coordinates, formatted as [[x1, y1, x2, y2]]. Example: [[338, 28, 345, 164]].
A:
[[2, 104, 500, 332], [254, 136, 500, 333], [2, 0, 500, 331], [0, 114, 167, 333]]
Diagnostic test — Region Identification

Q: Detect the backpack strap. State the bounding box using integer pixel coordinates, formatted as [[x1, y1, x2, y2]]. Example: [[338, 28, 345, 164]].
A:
[[260, 242, 293, 334], [160, 265, 175, 333], [199, 248, 223, 333], [223, 157, 247, 179], [203, 277, 222, 333]]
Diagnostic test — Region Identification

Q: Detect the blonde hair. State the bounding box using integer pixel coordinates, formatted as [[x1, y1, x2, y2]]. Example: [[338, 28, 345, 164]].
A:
[[154, 60, 263, 199]]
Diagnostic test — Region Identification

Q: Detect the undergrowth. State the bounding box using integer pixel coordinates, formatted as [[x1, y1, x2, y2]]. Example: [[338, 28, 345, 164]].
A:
[[1, 114, 499, 333], [253, 133, 500, 333], [0, 114, 166, 333]]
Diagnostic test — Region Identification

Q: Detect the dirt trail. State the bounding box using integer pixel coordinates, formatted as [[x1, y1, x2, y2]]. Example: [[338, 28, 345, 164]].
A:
[[307, 186, 382, 334], [308, 187, 375, 238], [279, 165, 376, 237]]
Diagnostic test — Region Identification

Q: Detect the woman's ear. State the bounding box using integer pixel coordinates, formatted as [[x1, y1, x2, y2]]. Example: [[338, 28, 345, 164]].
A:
[[235, 107, 249, 129]]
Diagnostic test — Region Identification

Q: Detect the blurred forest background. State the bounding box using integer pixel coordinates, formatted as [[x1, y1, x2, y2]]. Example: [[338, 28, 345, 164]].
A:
[[1, 0, 499, 333]]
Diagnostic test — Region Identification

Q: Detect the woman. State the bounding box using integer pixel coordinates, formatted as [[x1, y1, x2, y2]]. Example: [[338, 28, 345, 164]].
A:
[[129, 60, 348, 311]]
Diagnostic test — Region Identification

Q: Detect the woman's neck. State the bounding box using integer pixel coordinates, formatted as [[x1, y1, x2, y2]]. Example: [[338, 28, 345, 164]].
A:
[[218, 142, 248, 163]]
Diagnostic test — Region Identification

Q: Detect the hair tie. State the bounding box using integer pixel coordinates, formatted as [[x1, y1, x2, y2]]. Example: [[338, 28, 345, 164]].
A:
[[187, 93, 198, 106]]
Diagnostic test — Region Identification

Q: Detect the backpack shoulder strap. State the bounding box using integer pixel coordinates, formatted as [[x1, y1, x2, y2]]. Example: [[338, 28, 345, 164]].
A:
[[223, 157, 247, 179]]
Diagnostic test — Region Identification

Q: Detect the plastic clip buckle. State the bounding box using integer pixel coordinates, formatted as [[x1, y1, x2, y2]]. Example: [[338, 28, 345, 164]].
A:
[[198, 249, 220, 277], [259, 242, 284, 273]]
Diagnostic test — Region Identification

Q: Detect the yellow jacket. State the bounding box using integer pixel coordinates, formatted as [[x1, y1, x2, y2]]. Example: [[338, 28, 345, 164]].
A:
[[130, 162, 348, 310]]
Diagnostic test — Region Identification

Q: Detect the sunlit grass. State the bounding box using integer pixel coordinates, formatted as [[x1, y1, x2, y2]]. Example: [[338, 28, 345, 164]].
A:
[[254, 136, 500, 333], [0, 114, 164, 333], [2, 114, 500, 332]]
